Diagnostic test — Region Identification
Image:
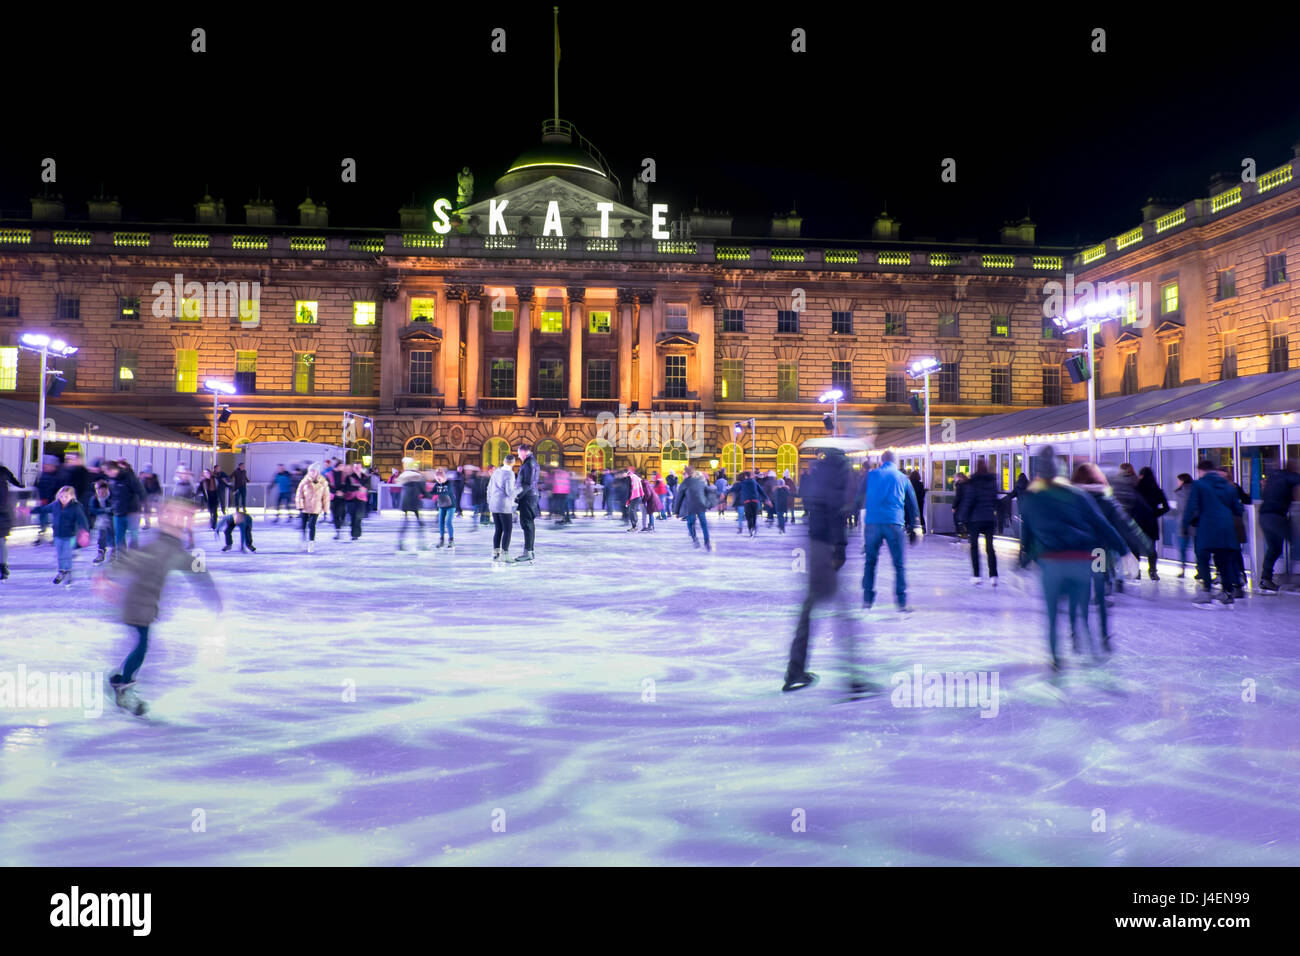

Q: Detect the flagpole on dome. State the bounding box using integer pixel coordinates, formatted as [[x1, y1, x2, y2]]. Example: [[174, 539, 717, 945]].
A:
[[553, 6, 560, 124]]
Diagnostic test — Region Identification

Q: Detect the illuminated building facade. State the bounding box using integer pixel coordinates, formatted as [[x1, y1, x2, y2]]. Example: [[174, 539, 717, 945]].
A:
[[4, 125, 1293, 479]]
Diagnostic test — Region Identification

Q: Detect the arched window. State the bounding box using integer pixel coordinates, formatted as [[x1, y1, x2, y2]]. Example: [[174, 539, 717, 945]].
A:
[[776, 443, 799, 480], [404, 436, 432, 469], [350, 439, 372, 467], [661, 440, 688, 478], [719, 442, 744, 477], [482, 437, 509, 469], [535, 438, 562, 468], [584, 438, 612, 473]]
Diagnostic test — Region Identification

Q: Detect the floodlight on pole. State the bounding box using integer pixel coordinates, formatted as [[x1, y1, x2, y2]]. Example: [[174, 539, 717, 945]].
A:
[[203, 379, 236, 468], [18, 331, 80, 480], [818, 388, 843, 436], [1052, 298, 1123, 461], [905, 357, 939, 534]]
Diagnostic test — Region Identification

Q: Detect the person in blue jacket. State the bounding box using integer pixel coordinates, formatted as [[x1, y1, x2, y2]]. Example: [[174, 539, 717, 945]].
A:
[[855, 450, 920, 611], [27, 485, 89, 585], [1181, 459, 1245, 606]]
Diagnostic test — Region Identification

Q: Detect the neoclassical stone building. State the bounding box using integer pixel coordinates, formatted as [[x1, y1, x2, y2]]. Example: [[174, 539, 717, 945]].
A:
[[1072, 147, 1300, 394], [14, 122, 1288, 479]]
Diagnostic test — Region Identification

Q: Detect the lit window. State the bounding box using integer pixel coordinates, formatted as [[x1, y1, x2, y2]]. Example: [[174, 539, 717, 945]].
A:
[[294, 352, 316, 393], [1266, 254, 1288, 287], [540, 310, 563, 333], [482, 437, 509, 468], [777, 443, 799, 478], [1161, 283, 1179, 315], [589, 310, 611, 333], [115, 350, 137, 391], [720, 359, 743, 400], [0, 347, 17, 390], [411, 298, 436, 323], [239, 298, 260, 327], [990, 315, 1009, 337], [175, 349, 198, 392], [492, 310, 514, 332], [405, 436, 433, 470], [179, 296, 201, 322], [353, 301, 376, 326], [295, 300, 318, 324], [235, 350, 257, 393], [118, 296, 140, 321]]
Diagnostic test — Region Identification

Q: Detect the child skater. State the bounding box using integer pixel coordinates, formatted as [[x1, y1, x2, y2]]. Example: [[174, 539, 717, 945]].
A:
[[27, 485, 89, 585]]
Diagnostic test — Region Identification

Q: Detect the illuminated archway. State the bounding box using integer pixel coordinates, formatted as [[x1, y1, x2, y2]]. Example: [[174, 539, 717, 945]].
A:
[[776, 443, 799, 479], [661, 440, 688, 479], [403, 436, 432, 469], [719, 442, 744, 478], [584, 438, 613, 473], [482, 437, 510, 469], [535, 438, 562, 468]]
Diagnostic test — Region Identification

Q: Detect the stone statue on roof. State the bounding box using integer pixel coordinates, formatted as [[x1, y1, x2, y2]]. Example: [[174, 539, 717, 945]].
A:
[[632, 177, 648, 210], [456, 167, 474, 207]]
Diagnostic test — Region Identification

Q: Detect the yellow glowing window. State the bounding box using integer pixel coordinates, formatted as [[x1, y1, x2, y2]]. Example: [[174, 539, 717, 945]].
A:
[[239, 298, 260, 325], [175, 349, 198, 393], [295, 300, 319, 324], [540, 310, 563, 333], [492, 310, 514, 332], [119, 367, 135, 381], [589, 310, 611, 333], [294, 353, 315, 393], [411, 298, 436, 322], [1162, 284, 1179, 314], [1123, 296, 1139, 326], [353, 301, 376, 326], [179, 296, 201, 321], [0, 347, 17, 390]]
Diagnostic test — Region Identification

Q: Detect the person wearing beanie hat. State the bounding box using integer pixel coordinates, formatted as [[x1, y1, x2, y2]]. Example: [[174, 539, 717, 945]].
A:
[[1017, 445, 1127, 669]]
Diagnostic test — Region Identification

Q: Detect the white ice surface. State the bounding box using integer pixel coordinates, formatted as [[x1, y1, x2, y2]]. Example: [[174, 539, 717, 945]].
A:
[[2, 511, 1298, 866]]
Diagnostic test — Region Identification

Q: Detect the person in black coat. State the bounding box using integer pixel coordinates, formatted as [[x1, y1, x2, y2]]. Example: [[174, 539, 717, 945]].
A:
[[513, 444, 540, 562], [1181, 460, 1245, 605], [1134, 466, 1170, 578], [58, 451, 93, 506], [784, 447, 871, 695], [957, 460, 1000, 583], [0, 464, 22, 579], [1259, 460, 1300, 589], [951, 472, 970, 537], [909, 469, 927, 534], [105, 460, 146, 551]]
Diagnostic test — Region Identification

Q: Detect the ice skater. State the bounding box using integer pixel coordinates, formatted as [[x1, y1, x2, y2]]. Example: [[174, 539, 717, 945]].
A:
[[856, 450, 920, 611], [100, 497, 222, 716], [217, 511, 256, 552], [0, 462, 21, 580], [784, 442, 875, 697], [295, 463, 330, 553], [25, 485, 90, 585], [431, 467, 456, 548], [395, 458, 428, 552], [489, 454, 519, 561], [514, 443, 539, 563]]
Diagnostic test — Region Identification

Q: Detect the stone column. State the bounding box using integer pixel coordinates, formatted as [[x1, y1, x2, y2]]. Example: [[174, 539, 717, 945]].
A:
[[379, 281, 401, 411], [638, 288, 656, 408], [443, 286, 462, 406], [516, 286, 534, 411], [567, 286, 585, 411], [618, 288, 636, 406], [698, 288, 717, 412], [465, 285, 483, 407]]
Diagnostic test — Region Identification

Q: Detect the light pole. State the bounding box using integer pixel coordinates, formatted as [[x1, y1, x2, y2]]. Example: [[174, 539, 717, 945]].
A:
[[818, 388, 843, 436], [734, 418, 757, 475], [343, 411, 375, 464], [18, 332, 78, 479], [1053, 297, 1121, 463], [907, 357, 940, 534], [204, 379, 236, 469]]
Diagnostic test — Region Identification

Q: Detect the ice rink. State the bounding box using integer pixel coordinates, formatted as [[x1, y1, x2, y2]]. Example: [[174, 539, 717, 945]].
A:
[[2, 509, 1298, 866]]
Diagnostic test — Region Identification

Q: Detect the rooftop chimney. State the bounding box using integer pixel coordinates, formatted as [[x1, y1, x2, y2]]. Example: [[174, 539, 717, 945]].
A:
[[872, 211, 900, 240], [770, 206, 802, 238], [31, 194, 65, 220], [998, 216, 1035, 245], [88, 195, 122, 222], [245, 198, 276, 226], [298, 196, 328, 228]]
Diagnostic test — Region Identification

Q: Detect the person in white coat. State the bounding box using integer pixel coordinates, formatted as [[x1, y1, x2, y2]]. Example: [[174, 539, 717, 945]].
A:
[[488, 455, 519, 561]]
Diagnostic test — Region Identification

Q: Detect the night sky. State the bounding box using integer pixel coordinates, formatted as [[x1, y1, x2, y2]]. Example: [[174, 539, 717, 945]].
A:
[[4, 5, 1297, 246]]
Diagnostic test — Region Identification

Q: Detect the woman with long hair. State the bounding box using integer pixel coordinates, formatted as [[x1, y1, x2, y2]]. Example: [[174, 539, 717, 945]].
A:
[[488, 455, 519, 560], [295, 463, 331, 553]]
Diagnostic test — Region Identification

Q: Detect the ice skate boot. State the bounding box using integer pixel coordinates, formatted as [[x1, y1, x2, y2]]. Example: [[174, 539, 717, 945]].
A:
[[52, 570, 67, 585], [782, 671, 818, 692], [0, 564, 8, 580], [513, 550, 534, 563], [110, 678, 148, 717], [93, 549, 107, 565], [1260, 577, 1279, 592], [436, 535, 445, 549]]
